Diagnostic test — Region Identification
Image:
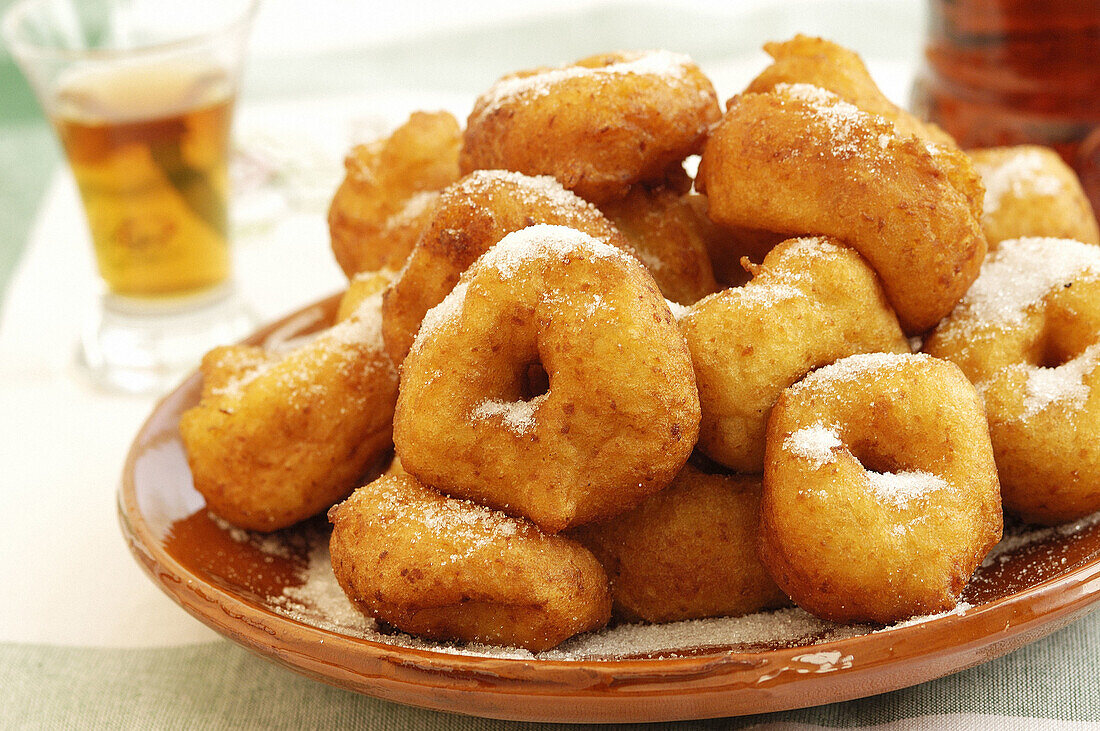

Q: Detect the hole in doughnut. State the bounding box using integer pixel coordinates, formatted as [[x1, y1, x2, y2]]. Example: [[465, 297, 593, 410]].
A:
[[1037, 332, 1086, 369], [521, 362, 550, 400], [1034, 306, 1095, 369], [849, 440, 913, 477]]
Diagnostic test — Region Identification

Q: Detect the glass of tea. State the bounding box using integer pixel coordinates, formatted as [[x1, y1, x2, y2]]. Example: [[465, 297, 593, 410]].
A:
[[3, 0, 260, 394]]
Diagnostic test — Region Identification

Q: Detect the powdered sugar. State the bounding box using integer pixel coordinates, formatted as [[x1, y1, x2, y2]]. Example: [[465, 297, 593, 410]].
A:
[[953, 237, 1100, 332], [325, 291, 384, 349], [877, 601, 972, 631], [737, 282, 804, 308], [225, 505, 1100, 660], [784, 424, 842, 468], [412, 281, 469, 352], [480, 224, 630, 279], [477, 50, 694, 117], [775, 83, 878, 158], [865, 470, 948, 508], [1021, 343, 1100, 418], [794, 352, 925, 394], [975, 149, 1065, 217], [456, 169, 588, 213], [471, 393, 548, 435], [665, 298, 691, 320]]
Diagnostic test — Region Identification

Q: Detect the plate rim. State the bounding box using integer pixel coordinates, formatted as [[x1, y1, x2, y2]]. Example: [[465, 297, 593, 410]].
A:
[[118, 295, 1100, 723]]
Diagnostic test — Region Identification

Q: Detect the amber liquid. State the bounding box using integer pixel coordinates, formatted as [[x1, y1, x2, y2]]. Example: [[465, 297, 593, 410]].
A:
[[911, 0, 1100, 214], [53, 63, 235, 298]]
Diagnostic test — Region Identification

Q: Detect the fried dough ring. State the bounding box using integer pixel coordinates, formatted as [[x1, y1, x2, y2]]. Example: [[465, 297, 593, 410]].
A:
[[761, 353, 1002, 624], [570, 461, 788, 623], [697, 84, 988, 334], [328, 111, 461, 277], [681, 236, 909, 473], [924, 237, 1100, 524], [329, 473, 611, 652], [381, 169, 633, 365], [180, 293, 398, 531], [394, 225, 700, 533], [969, 146, 1100, 248], [599, 180, 719, 304], [460, 50, 721, 203], [745, 35, 956, 147]]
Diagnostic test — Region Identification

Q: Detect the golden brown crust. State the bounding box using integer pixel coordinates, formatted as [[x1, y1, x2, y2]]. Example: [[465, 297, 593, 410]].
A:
[[180, 297, 398, 532], [599, 181, 719, 305], [745, 34, 957, 147], [760, 353, 1002, 624], [924, 237, 1100, 524], [328, 111, 461, 277], [329, 473, 611, 652], [381, 169, 633, 366], [681, 236, 909, 473], [969, 145, 1100, 248], [460, 50, 721, 203], [697, 84, 988, 335], [394, 225, 700, 533], [570, 462, 789, 623]]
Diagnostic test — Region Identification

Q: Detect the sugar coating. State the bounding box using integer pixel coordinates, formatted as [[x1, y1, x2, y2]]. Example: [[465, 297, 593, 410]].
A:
[[212, 293, 384, 402], [793, 352, 927, 395], [1021, 343, 1100, 418], [865, 470, 948, 508], [471, 393, 549, 435], [781, 236, 835, 260], [952, 237, 1100, 332], [478, 50, 694, 116], [456, 169, 592, 214], [412, 281, 469, 353], [975, 149, 1065, 217], [389, 190, 438, 226], [410, 225, 632, 355], [665, 298, 691, 320], [737, 281, 804, 308], [479, 224, 631, 279], [784, 424, 842, 468], [775, 83, 883, 158]]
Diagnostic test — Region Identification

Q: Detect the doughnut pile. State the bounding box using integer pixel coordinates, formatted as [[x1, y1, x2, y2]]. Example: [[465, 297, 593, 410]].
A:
[[181, 36, 1100, 650]]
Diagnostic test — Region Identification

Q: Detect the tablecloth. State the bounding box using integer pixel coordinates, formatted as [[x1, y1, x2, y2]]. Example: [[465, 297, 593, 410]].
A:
[[1, 1, 1098, 728]]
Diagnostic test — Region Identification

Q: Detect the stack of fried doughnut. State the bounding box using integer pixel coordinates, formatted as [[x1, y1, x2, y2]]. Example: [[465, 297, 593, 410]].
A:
[[181, 37, 1100, 651]]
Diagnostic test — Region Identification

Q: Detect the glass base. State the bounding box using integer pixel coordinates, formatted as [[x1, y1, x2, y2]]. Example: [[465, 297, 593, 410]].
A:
[[79, 283, 258, 395]]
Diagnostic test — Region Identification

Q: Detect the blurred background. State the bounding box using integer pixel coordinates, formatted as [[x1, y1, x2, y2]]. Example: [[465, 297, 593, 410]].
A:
[[0, 0, 924, 302]]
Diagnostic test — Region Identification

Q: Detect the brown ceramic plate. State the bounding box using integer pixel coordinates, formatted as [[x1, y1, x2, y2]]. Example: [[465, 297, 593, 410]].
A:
[[119, 295, 1100, 724]]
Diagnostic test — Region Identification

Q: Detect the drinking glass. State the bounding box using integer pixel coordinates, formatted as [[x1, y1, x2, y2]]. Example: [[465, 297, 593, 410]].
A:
[[3, 0, 260, 394]]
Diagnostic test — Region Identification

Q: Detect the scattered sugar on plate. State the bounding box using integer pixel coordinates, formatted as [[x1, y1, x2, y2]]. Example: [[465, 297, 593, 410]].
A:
[[247, 504, 1100, 661], [975, 149, 1065, 217], [876, 601, 972, 632], [865, 470, 948, 509], [272, 539, 871, 659], [982, 509, 1100, 567], [784, 424, 842, 468]]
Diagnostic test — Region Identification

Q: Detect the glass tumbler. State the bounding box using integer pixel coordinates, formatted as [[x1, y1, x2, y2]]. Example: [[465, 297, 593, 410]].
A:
[[3, 0, 261, 394]]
